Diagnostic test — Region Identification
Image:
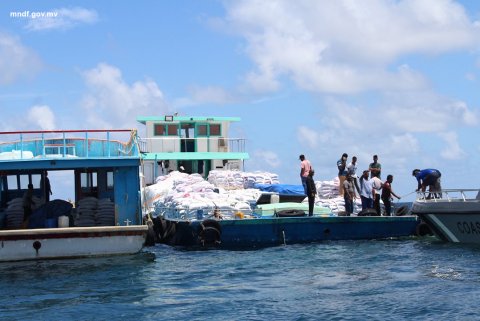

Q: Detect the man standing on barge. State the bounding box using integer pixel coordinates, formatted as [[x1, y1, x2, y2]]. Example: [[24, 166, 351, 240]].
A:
[[299, 154, 312, 195], [305, 169, 317, 216]]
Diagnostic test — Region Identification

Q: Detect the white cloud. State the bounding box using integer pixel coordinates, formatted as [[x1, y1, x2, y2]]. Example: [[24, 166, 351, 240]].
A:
[[390, 133, 420, 154], [297, 126, 319, 149], [0, 33, 42, 84], [81, 63, 169, 129], [299, 91, 476, 174], [27, 105, 56, 130], [253, 150, 281, 168], [439, 131, 466, 160], [465, 72, 476, 81], [189, 86, 234, 105], [25, 7, 98, 31], [223, 0, 480, 94], [350, 91, 478, 134]]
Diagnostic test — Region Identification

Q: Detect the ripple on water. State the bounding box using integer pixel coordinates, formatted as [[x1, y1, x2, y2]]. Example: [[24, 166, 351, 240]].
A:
[[2, 239, 480, 320]]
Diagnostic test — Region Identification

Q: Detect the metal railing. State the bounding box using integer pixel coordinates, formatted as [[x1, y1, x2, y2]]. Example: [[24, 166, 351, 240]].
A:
[[415, 189, 480, 202], [137, 137, 247, 153], [0, 129, 138, 159]]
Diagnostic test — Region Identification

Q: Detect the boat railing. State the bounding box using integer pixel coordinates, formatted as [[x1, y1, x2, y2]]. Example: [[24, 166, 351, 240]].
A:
[[0, 129, 139, 159], [415, 189, 480, 203], [137, 137, 247, 153]]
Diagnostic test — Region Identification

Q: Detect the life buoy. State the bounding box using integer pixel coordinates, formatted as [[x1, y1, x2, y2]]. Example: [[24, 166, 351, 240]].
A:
[[275, 209, 306, 217], [395, 206, 409, 216], [198, 219, 222, 246], [416, 221, 433, 237]]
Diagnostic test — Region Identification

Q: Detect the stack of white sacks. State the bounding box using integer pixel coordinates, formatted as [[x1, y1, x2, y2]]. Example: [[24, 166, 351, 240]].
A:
[[207, 170, 280, 189], [5, 196, 42, 228], [313, 176, 362, 214], [75, 197, 97, 227], [143, 170, 362, 219], [75, 197, 115, 227], [144, 171, 264, 220]]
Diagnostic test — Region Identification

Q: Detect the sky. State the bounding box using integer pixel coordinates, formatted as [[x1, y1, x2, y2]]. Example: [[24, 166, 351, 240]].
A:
[[1, 0, 480, 202]]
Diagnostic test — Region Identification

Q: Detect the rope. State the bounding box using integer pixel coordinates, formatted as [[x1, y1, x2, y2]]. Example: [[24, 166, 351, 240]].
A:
[[393, 191, 417, 203], [399, 191, 417, 198]]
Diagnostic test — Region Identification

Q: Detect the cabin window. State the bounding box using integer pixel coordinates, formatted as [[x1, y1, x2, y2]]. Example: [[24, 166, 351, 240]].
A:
[[154, 124, 178, 136], [167, 124, 178, 136], [209, 124, 221, 136], [19, 174, 31, 189], [31, 174, 41, 188], [81, 172, 97, 192], [154, 124, 166, 136], [7, 175, 18, 190], [107, 171, 114, 189], [197, 124, 208, 136]]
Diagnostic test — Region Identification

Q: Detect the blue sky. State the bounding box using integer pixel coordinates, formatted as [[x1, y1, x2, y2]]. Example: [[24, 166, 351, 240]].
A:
[[1, 0, 480, 201]]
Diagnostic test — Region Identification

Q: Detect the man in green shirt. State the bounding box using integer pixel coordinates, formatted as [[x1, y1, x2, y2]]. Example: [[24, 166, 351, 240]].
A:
[[369, 155, 381, 179]]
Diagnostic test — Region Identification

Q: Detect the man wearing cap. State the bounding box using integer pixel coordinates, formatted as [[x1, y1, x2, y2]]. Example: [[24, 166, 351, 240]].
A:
[[299, 154, 312, 195]]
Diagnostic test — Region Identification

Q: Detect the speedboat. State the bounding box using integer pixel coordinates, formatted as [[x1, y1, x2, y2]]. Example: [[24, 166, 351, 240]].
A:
[[411, 189, 480, 243]]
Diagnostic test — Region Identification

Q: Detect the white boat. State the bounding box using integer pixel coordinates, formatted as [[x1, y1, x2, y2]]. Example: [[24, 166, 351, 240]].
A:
[[0, 129, 149, 262], [0, 225, 147, 262], [411, 189, 480, 243]]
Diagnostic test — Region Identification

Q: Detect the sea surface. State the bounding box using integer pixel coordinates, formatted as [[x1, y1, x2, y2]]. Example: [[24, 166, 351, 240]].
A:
[[1, 237, 480, 321]]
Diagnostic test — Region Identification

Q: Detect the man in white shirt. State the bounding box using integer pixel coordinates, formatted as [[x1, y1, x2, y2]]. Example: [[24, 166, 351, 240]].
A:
[[347, 156, 360, 196], [359, 170, 375, 210]]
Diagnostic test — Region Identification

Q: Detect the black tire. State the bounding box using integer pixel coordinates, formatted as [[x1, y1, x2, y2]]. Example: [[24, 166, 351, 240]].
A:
[[198, 219, 222, 246], [416, 222, 433, 237], [275, 209, 306, 217], [357, 208, 378, 216], [152, 216, 168, 243], [144, 222, 156, 246], [395, 206, 409, 216]]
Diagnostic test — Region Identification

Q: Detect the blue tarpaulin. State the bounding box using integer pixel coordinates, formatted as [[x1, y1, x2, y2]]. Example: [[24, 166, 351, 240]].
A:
[[253, 184, 305, 195]]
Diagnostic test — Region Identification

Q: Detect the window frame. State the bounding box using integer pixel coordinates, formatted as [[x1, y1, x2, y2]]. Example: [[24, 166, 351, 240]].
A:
[[209, 124, 221, 136]]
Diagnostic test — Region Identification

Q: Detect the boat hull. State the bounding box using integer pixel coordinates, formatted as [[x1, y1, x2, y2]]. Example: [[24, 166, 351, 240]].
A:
[[157, 216, 420, 249], [412, 200, 480, 243], [0, 225, 148, 262]]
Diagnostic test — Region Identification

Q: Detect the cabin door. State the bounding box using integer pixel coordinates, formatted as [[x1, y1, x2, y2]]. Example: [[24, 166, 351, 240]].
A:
[[114, 167, 141, 225], [179, 123, 195, 173], [180, 122, 195, 152]]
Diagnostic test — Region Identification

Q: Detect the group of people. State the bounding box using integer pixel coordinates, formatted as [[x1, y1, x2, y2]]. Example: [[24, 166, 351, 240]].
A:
[[300, 153, 443, 217], [336, 154, 400, 216]]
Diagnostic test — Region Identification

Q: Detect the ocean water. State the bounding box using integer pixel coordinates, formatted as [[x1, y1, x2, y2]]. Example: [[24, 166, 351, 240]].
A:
[[1, 237, 480, 321]]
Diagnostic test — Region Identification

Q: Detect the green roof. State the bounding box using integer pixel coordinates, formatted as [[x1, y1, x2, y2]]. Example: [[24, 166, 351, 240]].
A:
[[137, 116, 241, 125]]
